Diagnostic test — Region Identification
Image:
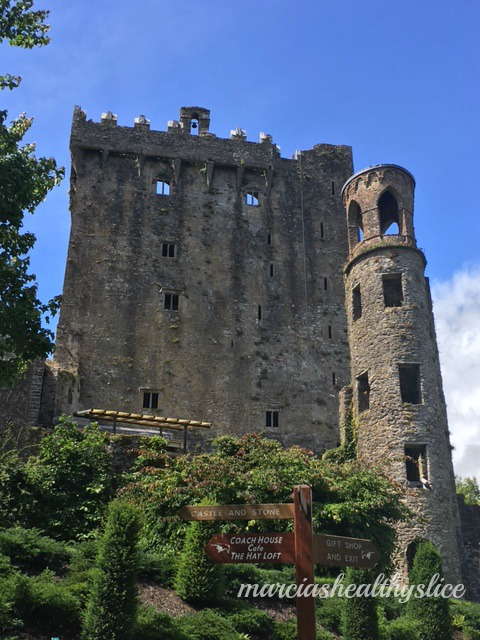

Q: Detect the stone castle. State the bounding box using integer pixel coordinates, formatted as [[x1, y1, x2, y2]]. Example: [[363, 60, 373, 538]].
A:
[[1, 106, 479, 595]]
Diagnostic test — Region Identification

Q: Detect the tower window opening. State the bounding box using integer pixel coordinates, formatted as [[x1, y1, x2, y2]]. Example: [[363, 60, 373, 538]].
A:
[[349, 201, 363, 243], [352, 284, 362, 321], [379, 190, 400, 235], [162, 243, 176, 258], [143, 391, 159, 410], [320, 222, 325, 239], [246, 192, 259, 206], [156, 180, 170, 196], [266, 410, 279, 428], [324, 277, 328, 291], [332, 371, 336, 386], [328, 325, 332, 339], [331, 181, 335, 195], [164, 292, 179, 311], [399, 364, 422, 404], [357, 372, 370, 413], [383, 273, 403, 307], [258, 305, 262, 321], [269, 263, 274, 277], [267, 232, 272, 245], [191, 118, 199, 135], [405, 445, 427, 483]]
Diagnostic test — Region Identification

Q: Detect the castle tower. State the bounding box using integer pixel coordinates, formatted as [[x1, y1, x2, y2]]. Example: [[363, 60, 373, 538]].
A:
[[342, 164, 463, 583]]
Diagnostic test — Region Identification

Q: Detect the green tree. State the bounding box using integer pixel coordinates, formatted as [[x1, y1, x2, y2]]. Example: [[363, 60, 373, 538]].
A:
[[1, 0, 64, 386], [407, 541, 452, 640], [82, 500, 141, 640], [342, 568, 379, 640], [456, 476, 480, 506], [174, 519, 224, 604]]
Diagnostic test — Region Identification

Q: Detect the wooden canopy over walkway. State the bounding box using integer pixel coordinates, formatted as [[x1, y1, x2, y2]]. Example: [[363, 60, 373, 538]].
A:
[[74, 408, 212, 453]]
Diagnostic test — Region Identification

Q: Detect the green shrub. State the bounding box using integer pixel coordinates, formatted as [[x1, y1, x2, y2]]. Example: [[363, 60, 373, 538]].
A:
[[224, 564, 296, 599], [316, 594, 344, 633], [0, 527, 71, 573], [13, 570, 81, 634], [227, 607, 274, 635], [450, 599, 480, 631], [381, 616, 420, 640], [273, 619, 298, 640], [0, 571, 20, 635], [137, 550, 177, 586], [176, 610, 241, 640], [134, 605, 186, 640], [464, 627, 480, 640], [342, 568, 379, 640], [407, 541, 452, 640], [174, 520, 224, 604], [82, 500, 141, 640]]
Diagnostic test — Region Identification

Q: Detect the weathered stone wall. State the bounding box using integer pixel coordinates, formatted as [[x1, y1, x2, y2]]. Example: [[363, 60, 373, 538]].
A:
[[343, 165, 464, 585], [53, 106, 354, 453], [0, 360, 46, 429], [458, 496, 480, 600]]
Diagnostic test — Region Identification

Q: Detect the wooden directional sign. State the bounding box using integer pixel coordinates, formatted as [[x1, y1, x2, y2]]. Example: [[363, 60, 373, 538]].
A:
[[313, 534, 380, 569], [177, 503, 294, 521], [205, 532, 295, 564]]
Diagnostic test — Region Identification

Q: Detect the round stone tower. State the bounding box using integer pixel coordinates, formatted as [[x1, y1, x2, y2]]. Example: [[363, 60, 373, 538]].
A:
[[342, 164, 463, 584]]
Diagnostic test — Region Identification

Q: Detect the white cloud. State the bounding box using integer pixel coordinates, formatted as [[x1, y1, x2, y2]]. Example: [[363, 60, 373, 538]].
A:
[[432, 266, 480, 483]]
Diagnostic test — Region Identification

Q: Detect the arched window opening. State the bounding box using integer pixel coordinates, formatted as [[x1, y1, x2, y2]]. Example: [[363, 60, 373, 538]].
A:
[[379, 191, 400, 235], [406, 539, 427, 572], [191, 117, 199, 135], [349, 201, 363, 242]]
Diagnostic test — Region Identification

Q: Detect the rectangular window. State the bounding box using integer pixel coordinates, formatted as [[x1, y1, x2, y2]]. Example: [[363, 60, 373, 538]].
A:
[[331, 181, 335, 195], [352, 284, 362, 321], [269, 264, 274, 277], [266, 410, 279, 428], [332, 372, 336, 385], [162, 243, 176, 258], [328, 325, 332, 339], [156, 180, 170, 196], [399, 364, 422, 404], [267, 233, 272, 245], [143, 391, 159, 410], [258, 305, 262, 321], [357, 372, 370, 412], [324, 277, 328, 291], [164, 292, 179, 311], [383, 273, 403, 307], [320, 222, 325, 239], [405, 445, 427, 483], [246, 191, 259, 206]]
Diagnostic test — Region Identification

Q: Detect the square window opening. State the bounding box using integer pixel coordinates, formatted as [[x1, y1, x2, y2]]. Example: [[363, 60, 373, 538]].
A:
[[266, 410, 279, 428], [352, 285, 362, 321], [156, 180, 170, 196], [246, 192, 259, 206], [162, 243, 176, 258], [399, 364, 422, 404], [357, 372, 370, 412], [164, 292, 179, 311], [383, 273, 403, 307], [143, 391, 159, 410], [405, 445, 427, 483]]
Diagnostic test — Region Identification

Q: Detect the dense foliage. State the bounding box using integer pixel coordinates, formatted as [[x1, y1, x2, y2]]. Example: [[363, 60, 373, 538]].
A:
[[456, 476, 480, 506], [0, 0, 64, 386], [342, 568, 379, 640], [82, 500, 141, 640], [407, 541, 452, 640]]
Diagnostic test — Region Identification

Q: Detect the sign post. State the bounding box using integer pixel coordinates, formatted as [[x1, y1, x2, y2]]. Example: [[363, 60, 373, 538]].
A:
[[177, 488, 381, 640], [293, 485, 316, 640]]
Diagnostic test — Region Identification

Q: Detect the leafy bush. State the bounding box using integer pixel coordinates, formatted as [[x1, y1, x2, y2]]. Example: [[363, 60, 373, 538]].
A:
[[380, 616, 420, 640], [273, 619, 298, 640], [176, 609, 242, 640], [0, 568, 20, 635], [407, 541, 452, 640], [224, 564, 295, 599], [316, 594, 344, 634], [342, 568, 379, 640], [450, 599, 480, 631], [227, 607, 274, 635], [13, 570, 81, 634], [174, 520, 224, 604], [134, 605, 187, 640], [82, 500, 141, 640], [138, 549, 177, 586], [0, 527, 71, 573]]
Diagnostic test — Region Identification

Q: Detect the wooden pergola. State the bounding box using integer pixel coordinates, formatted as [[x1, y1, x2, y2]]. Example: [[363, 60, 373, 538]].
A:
[[74, 408, 212, 453]]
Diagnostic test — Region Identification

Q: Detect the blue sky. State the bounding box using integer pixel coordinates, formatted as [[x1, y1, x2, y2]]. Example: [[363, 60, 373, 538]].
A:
[[2, 0, 480, 479]]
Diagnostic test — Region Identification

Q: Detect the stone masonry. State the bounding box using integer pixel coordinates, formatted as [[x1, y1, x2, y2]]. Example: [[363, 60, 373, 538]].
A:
[[1, 106, 477, 594]]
